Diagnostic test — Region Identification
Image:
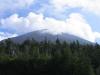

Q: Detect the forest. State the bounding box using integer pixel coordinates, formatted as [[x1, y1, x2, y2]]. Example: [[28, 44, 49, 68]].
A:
[[0, 38, 100, 75]]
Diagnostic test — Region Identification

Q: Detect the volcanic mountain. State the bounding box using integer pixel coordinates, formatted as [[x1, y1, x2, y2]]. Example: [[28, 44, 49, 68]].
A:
[[8, 29, 92, 44]]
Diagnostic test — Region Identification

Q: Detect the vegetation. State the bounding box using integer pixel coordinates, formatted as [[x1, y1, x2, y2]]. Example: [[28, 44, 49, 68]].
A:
[[0, 38, 100, 75]]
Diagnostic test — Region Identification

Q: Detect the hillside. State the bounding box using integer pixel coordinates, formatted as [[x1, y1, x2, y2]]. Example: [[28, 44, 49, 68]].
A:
[[0, 35, 99, 75]]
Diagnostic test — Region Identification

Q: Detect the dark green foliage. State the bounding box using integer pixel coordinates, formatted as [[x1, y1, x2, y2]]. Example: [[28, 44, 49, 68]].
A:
[[0, 38, 99, 75]]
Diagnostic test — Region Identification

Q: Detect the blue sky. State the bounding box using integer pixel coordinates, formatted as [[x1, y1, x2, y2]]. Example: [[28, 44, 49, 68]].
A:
[[0, 0, 100, 43]]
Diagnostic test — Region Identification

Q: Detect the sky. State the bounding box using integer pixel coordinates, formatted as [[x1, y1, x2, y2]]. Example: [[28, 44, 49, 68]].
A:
[[0, 0, 100, 43]]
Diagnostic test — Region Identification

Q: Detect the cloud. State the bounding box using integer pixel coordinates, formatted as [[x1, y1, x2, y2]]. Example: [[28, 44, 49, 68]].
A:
[[50, 0, 100, 15], [0, 12, 100, 42], [0, 32, 17, 41], [94, 32, 100, 39], [0, 0, 35, 13], [0, 14, 32, 34]]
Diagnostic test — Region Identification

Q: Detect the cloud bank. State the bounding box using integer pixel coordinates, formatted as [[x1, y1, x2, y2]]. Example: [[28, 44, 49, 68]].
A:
[[0, 0, 35, 13], [0, 12, 100, 42], [50, 0, 100, 15]]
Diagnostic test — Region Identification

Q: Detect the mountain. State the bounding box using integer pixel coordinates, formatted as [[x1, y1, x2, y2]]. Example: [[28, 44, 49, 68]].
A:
[[9, 29, 92, 44]]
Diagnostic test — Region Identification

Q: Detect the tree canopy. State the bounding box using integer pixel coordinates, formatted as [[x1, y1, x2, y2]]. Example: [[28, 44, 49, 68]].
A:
[[0, 38, 99, 75]]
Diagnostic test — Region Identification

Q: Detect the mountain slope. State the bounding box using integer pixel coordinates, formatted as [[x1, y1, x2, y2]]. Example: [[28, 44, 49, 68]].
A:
[[10, 30, 92, 44]]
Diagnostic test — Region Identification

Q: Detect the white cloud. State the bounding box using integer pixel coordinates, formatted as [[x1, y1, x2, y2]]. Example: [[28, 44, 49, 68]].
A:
[[0, 0, 35, 13], [0, 32, 17, 41], [1, 14, 32, 34], [0, 12, 100, 42], [94, 32, 100, 38], [50, 0, 100, 15]]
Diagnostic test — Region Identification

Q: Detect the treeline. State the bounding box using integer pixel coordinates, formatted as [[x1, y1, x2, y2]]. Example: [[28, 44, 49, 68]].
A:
[[0, 38, 100, 75]]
